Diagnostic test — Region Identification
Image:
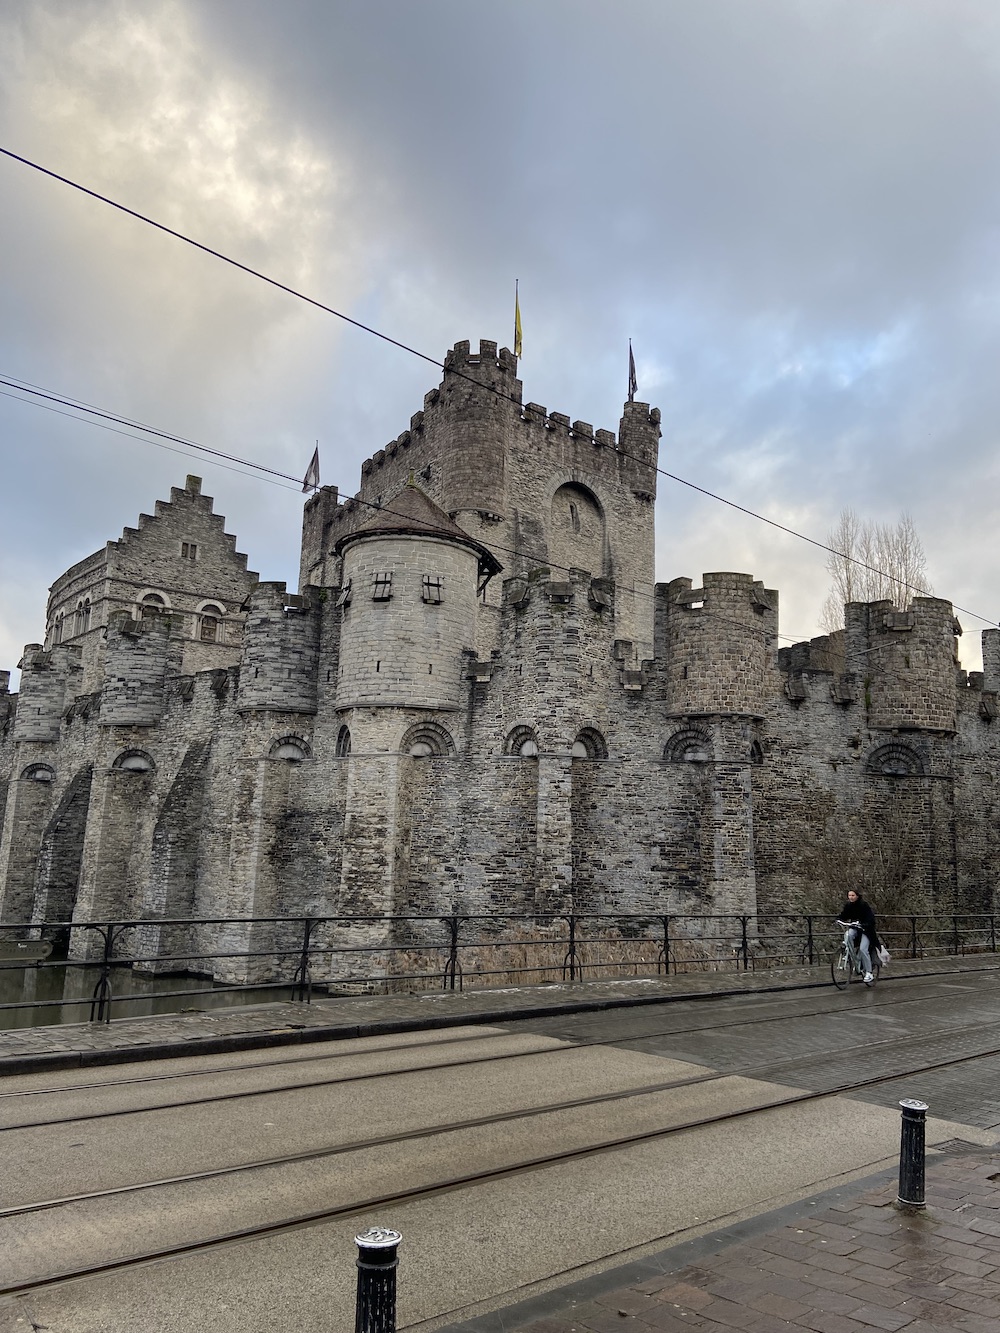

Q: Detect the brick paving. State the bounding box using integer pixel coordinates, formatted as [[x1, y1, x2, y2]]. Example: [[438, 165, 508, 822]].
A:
[[465, 1150, 1000, 1333]]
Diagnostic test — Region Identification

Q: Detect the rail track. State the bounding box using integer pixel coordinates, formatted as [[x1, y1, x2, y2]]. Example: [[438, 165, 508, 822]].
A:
[[3, 1008, 1000, 1296], [1, 968, 996, 1128]]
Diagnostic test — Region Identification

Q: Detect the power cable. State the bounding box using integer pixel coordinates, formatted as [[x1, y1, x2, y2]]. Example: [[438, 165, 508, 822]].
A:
[[0, 371, 813, 648], [1, 144, 995, 630]]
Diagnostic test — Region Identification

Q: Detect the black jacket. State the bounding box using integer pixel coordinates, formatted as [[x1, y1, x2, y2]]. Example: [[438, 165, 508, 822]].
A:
[[838, 897, 882, 953]]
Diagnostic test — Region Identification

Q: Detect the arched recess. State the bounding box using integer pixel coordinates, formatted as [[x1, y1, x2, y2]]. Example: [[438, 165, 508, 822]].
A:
[[113, 750, 155, 774], [664, 728, 713, 763], [33, 765, 94, 944], [137, 741, 212, 971], [548, 481, 606, 579], [269, 736, 310, 763], [399, 721, 455, 758], [504, 725, 539, 757], [21, 763, 55, 783], [866, 743, 924, 777], [572, 727, 608, 760], [336, 725, 352, 757]]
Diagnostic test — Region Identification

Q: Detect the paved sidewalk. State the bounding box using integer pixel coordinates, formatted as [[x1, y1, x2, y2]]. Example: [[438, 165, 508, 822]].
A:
[[446, 1145, 1000, 1333], [2, 953, 1000, 1075]]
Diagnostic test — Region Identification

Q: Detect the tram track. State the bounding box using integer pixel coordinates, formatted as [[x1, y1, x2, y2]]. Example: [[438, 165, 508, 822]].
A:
[[2, 1031, 999, 1299], [2, 971, 998, 1131], [3, 953, 995, 1102]]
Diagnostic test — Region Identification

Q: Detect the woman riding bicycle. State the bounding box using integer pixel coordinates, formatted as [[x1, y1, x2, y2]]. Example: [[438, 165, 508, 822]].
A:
[[837, 889, 883, 986]]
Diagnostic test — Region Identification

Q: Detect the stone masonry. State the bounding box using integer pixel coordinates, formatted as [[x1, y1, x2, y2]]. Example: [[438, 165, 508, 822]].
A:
[[0, 338, 997, 983]]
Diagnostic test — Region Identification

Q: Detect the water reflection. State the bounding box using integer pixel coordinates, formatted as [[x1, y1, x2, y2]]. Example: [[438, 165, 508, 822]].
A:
[[0, 963, 293, 1029]]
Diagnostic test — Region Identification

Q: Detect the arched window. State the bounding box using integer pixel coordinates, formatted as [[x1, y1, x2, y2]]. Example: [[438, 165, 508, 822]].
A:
[[750, 740, 764, 766], [54, 613, 64, 645], [571, 727, 608, 760], [139, 593, 167, 620], [113, 750, 155, 774], [664, 729, 713, 763], [270, 737, 310, 763], [866, 743, 924, 777], [505, 726, 539, 758], [21, 763, 55, 784], [400, 721, 455, 758], [336, 725, 352, 757], [199, 604, 224, 643]]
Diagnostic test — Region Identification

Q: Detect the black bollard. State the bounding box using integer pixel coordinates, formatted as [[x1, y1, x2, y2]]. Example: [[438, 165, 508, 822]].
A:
[[897, 1099, 928, 1208], [354, 1227, 401, 1333]]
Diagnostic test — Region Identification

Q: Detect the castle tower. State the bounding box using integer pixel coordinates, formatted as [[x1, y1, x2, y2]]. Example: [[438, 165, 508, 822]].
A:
[[662, 573, 778, 717], [100, 612, 183, 727], [238, 583, 321, 714], [333, 483, 501, 711], [845, 597, 958, 733], [12, 645, 83, 743]]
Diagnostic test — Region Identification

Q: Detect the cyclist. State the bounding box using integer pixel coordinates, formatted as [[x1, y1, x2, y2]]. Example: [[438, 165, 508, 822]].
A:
[[837, 889, 882, 985]]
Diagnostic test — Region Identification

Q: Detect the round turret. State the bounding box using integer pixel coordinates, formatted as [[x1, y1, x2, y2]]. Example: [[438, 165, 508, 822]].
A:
[[334, 484, 500, 710]]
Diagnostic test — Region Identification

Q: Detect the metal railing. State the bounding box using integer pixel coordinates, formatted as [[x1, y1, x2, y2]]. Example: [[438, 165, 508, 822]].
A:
[[0, 910, 996, 1026]]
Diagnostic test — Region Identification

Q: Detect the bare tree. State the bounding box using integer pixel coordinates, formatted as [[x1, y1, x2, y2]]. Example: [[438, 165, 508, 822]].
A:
[[820, 508, 932, 634]]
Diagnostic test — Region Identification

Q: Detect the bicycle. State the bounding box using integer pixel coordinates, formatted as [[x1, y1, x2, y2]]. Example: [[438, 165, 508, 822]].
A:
[[830, 920, 881, 989]]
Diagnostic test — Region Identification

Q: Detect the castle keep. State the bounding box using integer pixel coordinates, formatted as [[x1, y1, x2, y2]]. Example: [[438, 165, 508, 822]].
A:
[[1, 338, 997, 979]]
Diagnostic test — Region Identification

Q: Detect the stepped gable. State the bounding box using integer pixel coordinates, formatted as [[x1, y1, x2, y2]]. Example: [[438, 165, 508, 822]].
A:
[[334, 482, 502, 576]]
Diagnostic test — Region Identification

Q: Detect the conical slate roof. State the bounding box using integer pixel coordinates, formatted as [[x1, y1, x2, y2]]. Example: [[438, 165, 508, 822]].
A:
[[334, 482, 502, 575]]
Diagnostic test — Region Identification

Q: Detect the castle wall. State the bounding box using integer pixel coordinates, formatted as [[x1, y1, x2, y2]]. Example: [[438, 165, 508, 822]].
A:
[[2, 344, 1000, 995]]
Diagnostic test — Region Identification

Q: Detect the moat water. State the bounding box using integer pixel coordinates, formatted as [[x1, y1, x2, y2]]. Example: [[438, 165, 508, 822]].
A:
[[0, 963, 295, 1028]]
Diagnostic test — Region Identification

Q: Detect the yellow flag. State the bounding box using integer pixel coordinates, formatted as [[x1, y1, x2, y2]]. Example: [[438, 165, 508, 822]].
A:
[[514, 282, 522, 359]]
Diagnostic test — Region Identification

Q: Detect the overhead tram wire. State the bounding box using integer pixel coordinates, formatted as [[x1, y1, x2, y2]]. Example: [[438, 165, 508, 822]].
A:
[[1, 372, 819, 649], [1, 144, 995, 630]]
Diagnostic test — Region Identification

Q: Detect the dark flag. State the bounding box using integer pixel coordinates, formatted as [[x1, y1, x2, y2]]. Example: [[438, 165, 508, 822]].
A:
[[302, 444, 320, 493], [628, 341, 638, 402]]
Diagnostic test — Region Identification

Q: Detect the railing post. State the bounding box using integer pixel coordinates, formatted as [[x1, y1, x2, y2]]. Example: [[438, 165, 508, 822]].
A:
[[562, 913, 579, 982], [740, 916, 750, 971], [291, 916, 317, 1003], [897, 1099, 928, 1209], [991, 915, 997, 954], [952, 914, 960, 955], [88, 922, 115, 1024], [910, 915, 918, 959], [442, 916, 461, 991], [806, 915, 814, 966], [354, 1227, 401, 1333]]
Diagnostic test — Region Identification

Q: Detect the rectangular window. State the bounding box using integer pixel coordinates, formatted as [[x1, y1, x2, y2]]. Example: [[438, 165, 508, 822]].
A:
[[422, 575, 443, 604], [372, 572, 393, 602], [335, 579, 353, 609], [181, 542, 198, 560]]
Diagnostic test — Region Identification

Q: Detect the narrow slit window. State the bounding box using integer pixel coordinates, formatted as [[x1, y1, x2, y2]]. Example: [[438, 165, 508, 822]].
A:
[[181, 542, 198, 560], [335, 580, 353, 609], [372, 572, 393, 602], [422, 575, 443, 604]]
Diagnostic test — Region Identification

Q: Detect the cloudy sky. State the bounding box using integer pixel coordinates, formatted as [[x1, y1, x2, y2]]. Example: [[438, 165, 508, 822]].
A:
[[2, 0, 999, 686]]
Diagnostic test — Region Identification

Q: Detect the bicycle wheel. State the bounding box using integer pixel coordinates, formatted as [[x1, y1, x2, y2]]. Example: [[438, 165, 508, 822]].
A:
[[831, 947, 851, 989]]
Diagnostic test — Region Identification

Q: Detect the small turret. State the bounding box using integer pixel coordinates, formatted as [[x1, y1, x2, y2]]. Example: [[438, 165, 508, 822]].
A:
[[100, 612, 182, 727], [12, 645, 82, 742], [846, 597, 959, 732], [662, 573, 778, 716], [238, 583, 320, 714]]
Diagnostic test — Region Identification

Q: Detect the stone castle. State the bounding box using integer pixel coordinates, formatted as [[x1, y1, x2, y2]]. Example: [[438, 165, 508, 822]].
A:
[[1, 338, 997, 978]]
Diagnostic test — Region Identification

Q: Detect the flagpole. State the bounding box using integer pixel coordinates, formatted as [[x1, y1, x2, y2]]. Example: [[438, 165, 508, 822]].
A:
[[514, 279, 522, 360]]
